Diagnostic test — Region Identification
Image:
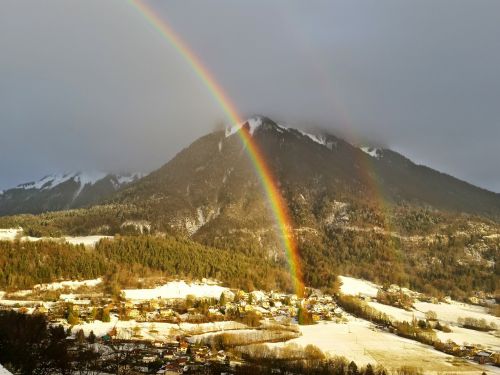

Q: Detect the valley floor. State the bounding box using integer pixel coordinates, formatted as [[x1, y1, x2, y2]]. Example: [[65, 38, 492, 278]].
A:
[[0, 274, 499, 373]]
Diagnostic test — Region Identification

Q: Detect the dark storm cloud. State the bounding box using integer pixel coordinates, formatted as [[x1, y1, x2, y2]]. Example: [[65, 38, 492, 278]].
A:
[[1, 0, 499, 192]]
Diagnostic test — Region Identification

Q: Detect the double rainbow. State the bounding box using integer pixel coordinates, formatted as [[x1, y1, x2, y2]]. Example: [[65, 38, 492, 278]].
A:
[[129, 0, 304, 296]]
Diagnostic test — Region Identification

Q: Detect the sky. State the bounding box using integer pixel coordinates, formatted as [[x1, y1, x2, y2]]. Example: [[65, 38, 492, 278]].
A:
[[1, 0, 499, 192]]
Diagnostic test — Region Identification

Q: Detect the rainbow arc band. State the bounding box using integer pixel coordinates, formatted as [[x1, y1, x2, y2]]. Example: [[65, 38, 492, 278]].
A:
[[129, 0, 304, 296]]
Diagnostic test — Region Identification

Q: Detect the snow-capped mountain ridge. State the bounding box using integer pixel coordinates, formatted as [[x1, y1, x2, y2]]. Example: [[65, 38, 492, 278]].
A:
[[225, 116, 342, 152], [15, 171, 142, 192], [0, 171, 144, 216]]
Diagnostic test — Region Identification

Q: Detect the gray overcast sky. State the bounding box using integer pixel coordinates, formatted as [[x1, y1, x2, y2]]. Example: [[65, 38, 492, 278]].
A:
[[1, 0, 499, 192]]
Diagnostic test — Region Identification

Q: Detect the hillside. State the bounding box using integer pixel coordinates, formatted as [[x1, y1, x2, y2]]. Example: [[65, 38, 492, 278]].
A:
[[0, 117, 498, 297]]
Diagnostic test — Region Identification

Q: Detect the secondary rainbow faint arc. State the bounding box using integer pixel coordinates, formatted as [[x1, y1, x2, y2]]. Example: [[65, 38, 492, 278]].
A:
[[129, 0, 304, 296]]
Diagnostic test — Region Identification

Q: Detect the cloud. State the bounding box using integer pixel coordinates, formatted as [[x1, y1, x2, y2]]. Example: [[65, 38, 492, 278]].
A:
[[1, 0, 499, 193]]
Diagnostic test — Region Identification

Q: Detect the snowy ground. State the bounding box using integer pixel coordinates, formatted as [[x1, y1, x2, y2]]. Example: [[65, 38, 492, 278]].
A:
[[122, 280, 228, 300], [0, 227, 111, 247], [413, 300, 499, 327], [33, 278, 102, 291], [63, 235, 112, 247], [0, 364, 12, 375], [338, 275, 379, 298], [0, 228, 22, 241], [269, 318, 491, 373], [436, 325, 500, 351], [368, 300, 500, 351], [70, 316, 246, 341]]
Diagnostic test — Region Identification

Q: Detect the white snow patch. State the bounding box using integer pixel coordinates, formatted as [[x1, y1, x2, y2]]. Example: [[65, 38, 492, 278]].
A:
[[0, 227, 23, 241], [0, 364, 12, 375], [64, 235, 112, 247], [360, 146, 381, 159], [112, 173, 143, 189], [70, 317, 245, 341], [297, 130, 327, 147], [368, 301, 424, 322], [0, 229, 111, 248], [436, 325, 500, 351], [33, 278, 102, 292], [413, 300, 500, 327], [123, 281, 228, 301], [338, 275, 379, 298], [225, 116, 263, 137], [73, 171, 108, 196]]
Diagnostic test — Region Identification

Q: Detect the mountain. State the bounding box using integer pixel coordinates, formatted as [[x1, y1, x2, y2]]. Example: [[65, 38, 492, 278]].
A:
[[113, 116, 500, 232], [0, 172, 142, 216], [0, 116, 498, 297]]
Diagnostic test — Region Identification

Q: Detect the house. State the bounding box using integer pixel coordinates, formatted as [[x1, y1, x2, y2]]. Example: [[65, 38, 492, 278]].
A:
[[128, 309, 141, 319], [142, 355, 157, 363], [178, 341, 189, 354], [474, 350, 493, 364]]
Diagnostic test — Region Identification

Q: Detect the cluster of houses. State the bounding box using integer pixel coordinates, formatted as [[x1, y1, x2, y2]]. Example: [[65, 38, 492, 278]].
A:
[[1, 282, 498, 370], [114, 289, 341, 325], [66, 336, 232, 374]]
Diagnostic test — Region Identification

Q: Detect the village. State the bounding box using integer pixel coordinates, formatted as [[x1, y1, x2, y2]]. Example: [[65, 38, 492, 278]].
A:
[[0, 276, 499, 374]]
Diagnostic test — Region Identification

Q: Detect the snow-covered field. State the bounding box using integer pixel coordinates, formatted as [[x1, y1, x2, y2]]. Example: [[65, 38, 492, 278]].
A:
[[270, 318, 490, 373], [70, 316, 246, 341], [122, 280, 228, 300], [368, 300, 424, 322], [414, 300, 499, 327], [338, 275, 379, 298], [436, 325, 500, 351], [368, 300, 500, 351]]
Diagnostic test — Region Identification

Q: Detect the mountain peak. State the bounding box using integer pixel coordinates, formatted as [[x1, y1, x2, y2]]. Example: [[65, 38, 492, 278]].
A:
[[225, 115, 273, 137]]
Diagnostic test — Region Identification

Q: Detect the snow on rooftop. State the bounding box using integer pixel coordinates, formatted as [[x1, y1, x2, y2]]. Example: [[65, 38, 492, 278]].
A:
[[360, 146, 382, 159], [225, 116, 263, 137], [123, 280, 228, 301]]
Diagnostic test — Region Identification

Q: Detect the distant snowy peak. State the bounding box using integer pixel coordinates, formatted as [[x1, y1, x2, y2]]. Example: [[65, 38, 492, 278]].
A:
[[360, 146, 382, 159], [15, 171, 142, 192]]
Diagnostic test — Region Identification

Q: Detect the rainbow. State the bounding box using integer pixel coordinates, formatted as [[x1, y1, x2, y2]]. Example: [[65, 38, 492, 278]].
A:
[[128, 0, 304, 296]]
